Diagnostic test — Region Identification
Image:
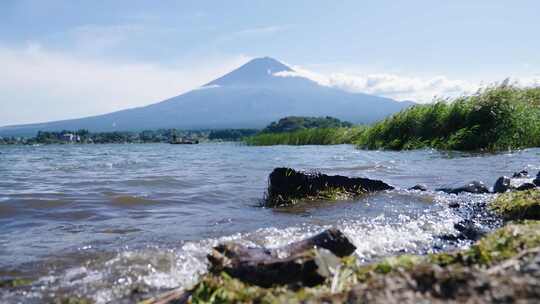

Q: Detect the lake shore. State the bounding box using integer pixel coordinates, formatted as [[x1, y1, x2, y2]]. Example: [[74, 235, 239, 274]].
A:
[[148, 187, 540, 304]]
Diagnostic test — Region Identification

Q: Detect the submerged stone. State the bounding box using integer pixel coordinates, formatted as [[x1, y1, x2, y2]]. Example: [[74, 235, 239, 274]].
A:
[[265, 167, 394, 207], [517, 183, 537, 191], [453, 219, 485, 241], [408, 184, 428, 191], [493, 173, 538, 193], [436, 181, 490, 194], [448, 202, 460, 208], [512, 170, 529, 178]]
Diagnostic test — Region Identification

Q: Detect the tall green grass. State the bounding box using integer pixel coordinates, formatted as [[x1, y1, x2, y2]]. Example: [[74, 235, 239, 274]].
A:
[[355, 86, 540, 151], [245, 127, 364, 146]]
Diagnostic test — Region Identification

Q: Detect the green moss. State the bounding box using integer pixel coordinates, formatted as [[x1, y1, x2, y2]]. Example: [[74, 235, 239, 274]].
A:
[[371, 255, 422, 274], [427, 252, 459, 267], [190, 272, 324, 304], [0, 277, 33, 288], [490, 189, 540, 220], [55, 297, 93, 304], [470, 220, 540, 264]]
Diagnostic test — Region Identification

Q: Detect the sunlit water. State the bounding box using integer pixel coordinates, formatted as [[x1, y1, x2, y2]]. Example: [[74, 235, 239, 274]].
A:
[[0, 143, 538, 303]]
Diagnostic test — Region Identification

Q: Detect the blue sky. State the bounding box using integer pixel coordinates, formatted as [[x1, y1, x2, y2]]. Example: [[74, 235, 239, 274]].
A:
[[1, 0, 539, 125]]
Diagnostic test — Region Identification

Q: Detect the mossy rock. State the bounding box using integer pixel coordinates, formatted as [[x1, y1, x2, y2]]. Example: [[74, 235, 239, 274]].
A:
[[265, 168, 393, 207], [490, 189, 540, 220]]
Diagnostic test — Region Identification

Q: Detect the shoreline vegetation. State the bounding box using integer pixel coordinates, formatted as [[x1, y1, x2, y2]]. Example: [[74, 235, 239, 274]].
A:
[[246, 85, 540, 151], [356, 85, 540, 151]]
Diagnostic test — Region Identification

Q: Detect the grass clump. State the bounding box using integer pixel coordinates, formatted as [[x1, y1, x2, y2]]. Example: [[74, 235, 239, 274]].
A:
[[490, 189, 540, 220], [355, 85, 540, 151], [245, 127, 364, 146]]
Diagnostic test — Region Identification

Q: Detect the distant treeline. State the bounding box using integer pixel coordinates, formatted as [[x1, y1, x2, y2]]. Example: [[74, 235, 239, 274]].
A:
[[246, 116, 361, 146], [245, 85, 540, 151], [0, 128, 259, 145], [261, 116, 353, 133]]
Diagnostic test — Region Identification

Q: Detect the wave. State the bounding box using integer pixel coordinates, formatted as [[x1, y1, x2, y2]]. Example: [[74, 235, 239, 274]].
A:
[[108, 195, 162, 207]]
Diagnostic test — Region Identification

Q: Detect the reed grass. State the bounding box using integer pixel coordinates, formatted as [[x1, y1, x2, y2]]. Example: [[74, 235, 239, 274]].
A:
[[355, 86, 540, 151], [245, 127, 364, 146]]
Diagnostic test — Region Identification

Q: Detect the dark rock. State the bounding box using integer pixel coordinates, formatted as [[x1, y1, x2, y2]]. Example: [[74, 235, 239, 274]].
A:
[[516, 183, 537, 191], [493, 176, 511, 193], [209, 244, 325, 287], [534, 172, 540, 186], [409, 184, 428, 191], [512, 170, 529, 178], [440, 220, 484, 242], [266, 168, 394, 207], [284, 228, 357, 258], [436, 181, 490, 195], [448, 202, 460, 208], [453, 220, 484, 241], [207, 228, 356, 287]]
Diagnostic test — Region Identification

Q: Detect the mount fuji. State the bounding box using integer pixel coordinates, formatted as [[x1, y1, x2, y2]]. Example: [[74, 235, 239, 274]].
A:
[[0, 57, 414, 136]]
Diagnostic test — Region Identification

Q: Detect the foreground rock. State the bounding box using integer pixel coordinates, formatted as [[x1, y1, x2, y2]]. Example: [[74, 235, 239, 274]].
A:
[[208, 228, 356, 287], [265, 168, 394, 207], [184, 220, 540, 303]]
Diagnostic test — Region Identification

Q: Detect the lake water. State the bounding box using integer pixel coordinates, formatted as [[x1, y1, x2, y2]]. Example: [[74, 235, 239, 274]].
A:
[[0, 143, 539, 303]]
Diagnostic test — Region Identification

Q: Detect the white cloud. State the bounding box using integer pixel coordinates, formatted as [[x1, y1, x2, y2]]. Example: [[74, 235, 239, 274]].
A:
[[275, 67, 481, 102], [0, 44, 248, 125], [276, 66, 540, 103], [515, 76, 540, 87]]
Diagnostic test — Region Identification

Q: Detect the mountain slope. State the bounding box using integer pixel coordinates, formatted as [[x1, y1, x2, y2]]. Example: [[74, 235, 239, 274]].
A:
[[0, 57, 414, 136]]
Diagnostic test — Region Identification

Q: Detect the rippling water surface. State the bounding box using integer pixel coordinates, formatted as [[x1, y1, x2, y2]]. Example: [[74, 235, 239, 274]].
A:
[[0, 143, 539, 303]]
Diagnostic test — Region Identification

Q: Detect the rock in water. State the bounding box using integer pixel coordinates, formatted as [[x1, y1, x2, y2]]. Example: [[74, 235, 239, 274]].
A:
[[409, 184, 428, 191], [207, 228, 356, 287], [494, 173, 539, 193], [517, 183, 537, 191], [493, 176, 512, 193], [512, 170, 529, 178], [265, 167, 393, 207], [437, 181, 490, 194], [534, 172, 540, 186], [283, 228, 357, 257]]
